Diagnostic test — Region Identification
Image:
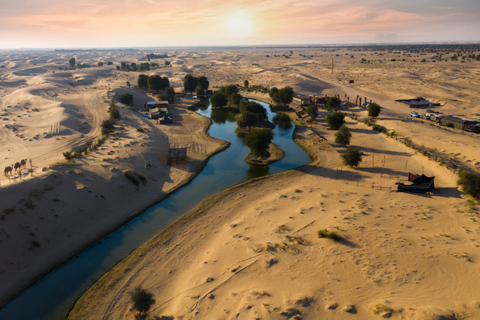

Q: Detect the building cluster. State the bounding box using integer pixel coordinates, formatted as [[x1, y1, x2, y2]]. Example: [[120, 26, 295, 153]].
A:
[[144, 101, 172, 124]]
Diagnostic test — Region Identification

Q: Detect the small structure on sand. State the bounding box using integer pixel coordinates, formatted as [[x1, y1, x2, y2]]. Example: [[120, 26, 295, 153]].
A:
[[292, 96, 312, 106], [166, 147, 187, 165], [395, 97, 436, 108], [397, 173, 435, 193]]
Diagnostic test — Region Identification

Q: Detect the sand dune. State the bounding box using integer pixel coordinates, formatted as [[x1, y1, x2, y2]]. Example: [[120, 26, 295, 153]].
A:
[[1, 47, 480, 319]]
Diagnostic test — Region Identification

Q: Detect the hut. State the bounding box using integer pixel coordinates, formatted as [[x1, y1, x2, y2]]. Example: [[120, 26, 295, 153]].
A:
[[166, 148, 187, 165], [145, 101, 157, 110], [293, 106, 305, 117], [395, 97, 434, 108], [292, 96, 312, 106]]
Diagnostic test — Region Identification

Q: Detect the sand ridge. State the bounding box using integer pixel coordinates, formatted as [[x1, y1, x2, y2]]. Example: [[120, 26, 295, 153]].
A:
[[1, 46, 479, 318]]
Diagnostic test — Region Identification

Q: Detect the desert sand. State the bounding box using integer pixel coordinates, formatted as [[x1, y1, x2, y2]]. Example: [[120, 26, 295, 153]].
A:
[[0, 49, 229, 307], [1, 46, 480, 319]]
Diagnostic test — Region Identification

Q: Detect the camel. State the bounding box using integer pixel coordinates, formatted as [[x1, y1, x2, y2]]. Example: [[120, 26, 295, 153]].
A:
[[20, 159, 27, 168], [14, 162, 22, 173], [4, 165, 13, 176]]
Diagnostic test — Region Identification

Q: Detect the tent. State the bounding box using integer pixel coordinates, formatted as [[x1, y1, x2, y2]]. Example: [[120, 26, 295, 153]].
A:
[[397, 173, 435, 193]]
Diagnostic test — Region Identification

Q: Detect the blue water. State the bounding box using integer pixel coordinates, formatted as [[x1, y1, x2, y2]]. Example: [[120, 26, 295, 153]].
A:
[[0, 100, 311, 320]]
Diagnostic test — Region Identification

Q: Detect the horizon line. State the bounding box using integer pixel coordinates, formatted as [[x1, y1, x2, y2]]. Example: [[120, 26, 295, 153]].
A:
[[1, 40, 480, 51]]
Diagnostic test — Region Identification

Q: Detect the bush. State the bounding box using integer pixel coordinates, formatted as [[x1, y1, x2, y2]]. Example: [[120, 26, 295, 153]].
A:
[[318, 229, 343, 241], [334, 125, 351, 147], [372, 124, 387, 133], [119, 93, 133, 106], [326, 112, 345, 129], [124, 171, 146, 186], [305, 105, 318, 118], [367, 102, 381, 118], [63, 151, 73, 160], [101, 119, 115, 135], [458, 170, 480, 199], [326, 97, 341, 112], [108, 101, 121, 120], [129, 286, 155, 316], [341, 148, 362, 167]]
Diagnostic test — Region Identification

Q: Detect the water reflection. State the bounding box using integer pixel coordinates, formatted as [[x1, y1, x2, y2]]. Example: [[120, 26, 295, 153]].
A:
[[272, 114, 293, 130]]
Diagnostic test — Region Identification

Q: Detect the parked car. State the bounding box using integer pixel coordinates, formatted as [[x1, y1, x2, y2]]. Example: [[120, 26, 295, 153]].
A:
[[410, 112, 420, 117]]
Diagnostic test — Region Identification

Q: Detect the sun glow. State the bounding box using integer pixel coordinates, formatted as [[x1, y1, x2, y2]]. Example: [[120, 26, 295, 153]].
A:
[[225, 12, 255, 38]]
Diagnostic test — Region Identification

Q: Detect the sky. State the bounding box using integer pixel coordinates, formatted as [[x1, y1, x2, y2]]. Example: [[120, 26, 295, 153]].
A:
[[0, 0, 479, 49]]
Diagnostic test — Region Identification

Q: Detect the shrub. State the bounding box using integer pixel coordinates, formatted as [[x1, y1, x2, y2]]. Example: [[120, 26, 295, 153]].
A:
[[367, 102, 381, 118], [305, 105, 318, 118], [129, 286, 155, 316], [101, 119, 115, 135], [326, 97, 341, 112], [119, 93, 134, 106], [372, 124, 387, 133], [63, 151, 73, 160], [326, 112, 345, 129], [124, 171, 146, 186], [317, 229, 343, 241], [341, 148, 362, 167], [458, 170, 480, 199], [335, 125, 351, 147], [108, 101, 121, 120]]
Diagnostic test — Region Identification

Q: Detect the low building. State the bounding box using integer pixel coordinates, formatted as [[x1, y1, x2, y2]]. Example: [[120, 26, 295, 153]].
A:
[[145, 101, 157, 110], [395, 97, 435, 108], [166, 148, 187, 165], [292, 96, 312, 106], [440, 116, 480, 131]]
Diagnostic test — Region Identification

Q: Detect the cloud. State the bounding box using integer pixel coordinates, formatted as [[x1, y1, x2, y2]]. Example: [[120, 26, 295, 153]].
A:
[[0, 0, 479, 48]]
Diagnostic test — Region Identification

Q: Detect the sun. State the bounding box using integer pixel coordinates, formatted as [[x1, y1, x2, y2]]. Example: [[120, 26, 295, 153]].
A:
[[226, 12, 255, 39]]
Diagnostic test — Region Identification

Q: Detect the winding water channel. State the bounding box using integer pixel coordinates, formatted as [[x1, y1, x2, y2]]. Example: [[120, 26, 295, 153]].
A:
[[0, 100, 311, 320]]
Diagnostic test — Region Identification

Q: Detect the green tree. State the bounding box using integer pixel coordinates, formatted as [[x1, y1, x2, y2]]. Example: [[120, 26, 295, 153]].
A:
[[341, 148, 362, 167], [368, 102, 381, 118], [69, 57, 76, 67], [184, 74, 198, 93], [158, 92, 170, 102], [164, 87, 176, 103], [244, 129, 274, 157], [458, 170, 480, 199], [120, 62, 127, 70], [229, 92, 242, 106], [129, 286, 155, 317], [240, 101, 266, 121], [335, 125, 351, 147], [305, 105, 318, 118], [147, 75, 162, 92], [210, 92, 228, 108], [119, 93, 133, 106], [326, 112, 345, 129], [244, 80, 249, 88], [270, 86, 294, 107], [197, 76, 209, 91], [221, 84, 239, 96], [160, 76, 170, 90], [97, 62, 103, 67], [326, 97, 341, 112], [269, 87, 278, 98], [137, 74, 148, 90]]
